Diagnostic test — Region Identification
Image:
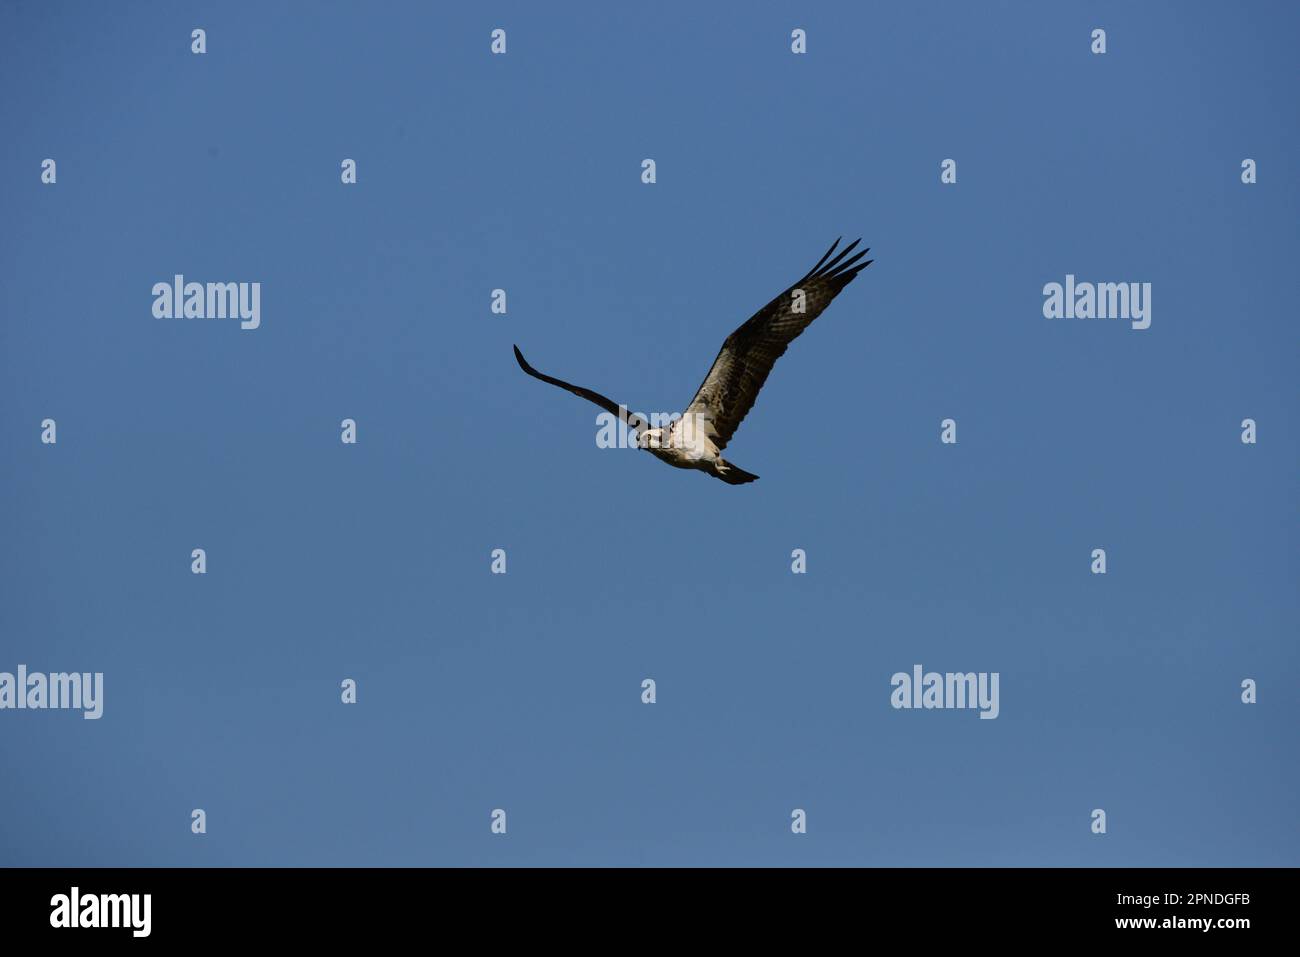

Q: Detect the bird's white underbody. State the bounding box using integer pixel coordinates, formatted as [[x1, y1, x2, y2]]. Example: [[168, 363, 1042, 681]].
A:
[[643, 422, 721, 471]]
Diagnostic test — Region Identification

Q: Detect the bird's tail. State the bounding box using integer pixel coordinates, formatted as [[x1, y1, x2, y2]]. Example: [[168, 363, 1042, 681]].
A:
[[712, 460, 759, 485]]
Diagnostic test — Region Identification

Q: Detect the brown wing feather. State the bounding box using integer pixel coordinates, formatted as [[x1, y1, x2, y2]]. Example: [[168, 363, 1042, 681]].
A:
[[684, 239, 871, 451]]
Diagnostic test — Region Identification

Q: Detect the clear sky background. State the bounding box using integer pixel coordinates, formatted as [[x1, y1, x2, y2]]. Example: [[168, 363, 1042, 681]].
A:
[[1, 1, 1295, 866]]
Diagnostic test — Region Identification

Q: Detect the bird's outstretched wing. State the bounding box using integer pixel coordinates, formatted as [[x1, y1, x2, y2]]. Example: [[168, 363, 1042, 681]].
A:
[[683, 238, 871, 451], [513, 344, 645, 433]]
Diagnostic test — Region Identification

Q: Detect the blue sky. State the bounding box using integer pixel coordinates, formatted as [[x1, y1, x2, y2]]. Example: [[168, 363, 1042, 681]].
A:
[[1, 1, 1296, 866]]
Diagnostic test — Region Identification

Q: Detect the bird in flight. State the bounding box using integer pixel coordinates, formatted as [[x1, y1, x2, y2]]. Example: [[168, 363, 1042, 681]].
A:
[[513, 237, 871, 485]]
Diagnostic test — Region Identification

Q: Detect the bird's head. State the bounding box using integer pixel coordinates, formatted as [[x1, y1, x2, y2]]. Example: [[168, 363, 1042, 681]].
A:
[[640, 427, 666, 450]]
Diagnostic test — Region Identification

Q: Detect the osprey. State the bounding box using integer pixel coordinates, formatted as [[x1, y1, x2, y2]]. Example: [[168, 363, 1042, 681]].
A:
[[513, 237, 871, 485]]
